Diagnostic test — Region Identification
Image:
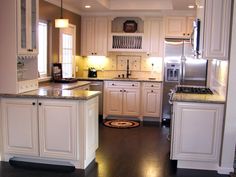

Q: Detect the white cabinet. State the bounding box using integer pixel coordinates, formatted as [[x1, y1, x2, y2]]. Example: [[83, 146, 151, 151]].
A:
[[38, 99, 77, 160], [2, 98, 39, 156], [203, 0, 231, 60], [144, 18, 164, 57], [142, 82, 162, 118], [171, 102, 224, 170], [104, 81, 140, 117], [81, 16, 108, 56], [17, 0, 38, 55], [164, 16, 194, 38], [1, 97, 99, 169]]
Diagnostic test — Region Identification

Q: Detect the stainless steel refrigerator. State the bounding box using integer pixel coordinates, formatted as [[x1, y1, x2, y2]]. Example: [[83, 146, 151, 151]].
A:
[[162, 38, 208, 121]]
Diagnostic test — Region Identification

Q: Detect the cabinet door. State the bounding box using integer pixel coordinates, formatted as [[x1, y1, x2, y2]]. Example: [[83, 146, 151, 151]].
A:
[[81, 16, 95, 56], [94, 17, 108, 56], [203, 0, 231, 60], [142, 88, 161, 117], [2, 98, 39, 156], [165, 17, 187, 38], [186, 17, 195, 36], [171, 102, 224, 162], [17, 0, 38, 55], [123, 88, 140, 116], [38, 99, 77, 160], [105, 88, 123, 115], [146, 18, 163, 57]]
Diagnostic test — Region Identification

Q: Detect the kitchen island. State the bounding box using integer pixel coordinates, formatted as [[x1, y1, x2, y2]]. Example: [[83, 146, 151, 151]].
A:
[[0, 84, 100, 169], [170, 91, 225, 172]]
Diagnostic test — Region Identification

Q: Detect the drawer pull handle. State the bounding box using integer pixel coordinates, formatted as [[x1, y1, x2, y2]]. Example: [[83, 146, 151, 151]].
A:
[[39, 103, 42, 106], [32, 102, 35, 105]]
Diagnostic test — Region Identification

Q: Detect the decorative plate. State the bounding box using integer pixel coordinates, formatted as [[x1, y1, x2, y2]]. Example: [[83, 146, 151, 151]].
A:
[[123, 20, 137, 33]]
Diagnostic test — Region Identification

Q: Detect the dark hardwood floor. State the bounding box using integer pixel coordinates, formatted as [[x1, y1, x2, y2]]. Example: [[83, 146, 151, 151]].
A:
[[0, 122, 229, 177]]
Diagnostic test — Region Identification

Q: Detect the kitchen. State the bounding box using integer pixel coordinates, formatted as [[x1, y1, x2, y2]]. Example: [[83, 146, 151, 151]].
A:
[[0, 0, 236, 177]]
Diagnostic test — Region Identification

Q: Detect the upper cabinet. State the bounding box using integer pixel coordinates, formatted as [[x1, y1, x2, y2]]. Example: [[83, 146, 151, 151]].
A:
[[202, 0, 232, 60], [164, 16, 195, 38], [81, 16, 108, 56], [144, 18, 164, 57], [17, 0, 38, 55], [108, 17, 145, 52]]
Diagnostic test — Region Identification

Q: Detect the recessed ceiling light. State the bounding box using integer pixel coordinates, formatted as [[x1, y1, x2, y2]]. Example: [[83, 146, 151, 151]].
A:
[[85, 5, 91, 9], [188, 5, 195, 9]]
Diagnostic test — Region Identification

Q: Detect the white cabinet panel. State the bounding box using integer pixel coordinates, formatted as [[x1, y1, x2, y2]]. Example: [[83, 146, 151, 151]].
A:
[[171, 102, 224, 163], [203, 0, 231, 60], [142, 83, 162, 118], [145, 18, 164, 57], [81, 16, 108, 56], [38, 99, 77, 160], [2, 98, 38, 156], [123, 89, 140, 116], [105, 88, 123, 115], [165, 16, 194, 38]]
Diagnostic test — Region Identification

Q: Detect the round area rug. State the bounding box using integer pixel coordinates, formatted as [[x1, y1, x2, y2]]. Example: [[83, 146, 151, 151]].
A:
[[103, 119, 140, 129]]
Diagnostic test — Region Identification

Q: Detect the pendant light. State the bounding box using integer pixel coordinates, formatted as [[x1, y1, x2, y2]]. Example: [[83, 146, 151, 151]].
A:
[[55, 0, 69, 28]]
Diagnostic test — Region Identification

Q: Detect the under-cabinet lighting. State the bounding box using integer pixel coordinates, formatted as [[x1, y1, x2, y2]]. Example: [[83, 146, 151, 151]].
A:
[[188, 5, 195, 9], [85, 5, 91, 8]]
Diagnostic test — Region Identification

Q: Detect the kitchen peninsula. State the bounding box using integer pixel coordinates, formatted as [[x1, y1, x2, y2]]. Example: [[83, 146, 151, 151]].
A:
[[0, 82, 100, 169]]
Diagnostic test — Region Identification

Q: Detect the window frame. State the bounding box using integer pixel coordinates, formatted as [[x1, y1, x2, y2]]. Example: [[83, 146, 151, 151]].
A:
[[38, 20, 48, 78], [59, 24, 76, 78]]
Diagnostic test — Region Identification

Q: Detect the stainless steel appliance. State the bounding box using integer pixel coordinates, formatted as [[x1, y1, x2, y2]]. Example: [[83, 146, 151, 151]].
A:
[[192, 18, 201, 56], [162, 38, 208, 121], [88, 67, 97, 78]]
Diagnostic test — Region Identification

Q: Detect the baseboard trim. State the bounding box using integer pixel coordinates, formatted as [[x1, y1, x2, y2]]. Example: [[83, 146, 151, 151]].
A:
[[217, 166, 234, 174]]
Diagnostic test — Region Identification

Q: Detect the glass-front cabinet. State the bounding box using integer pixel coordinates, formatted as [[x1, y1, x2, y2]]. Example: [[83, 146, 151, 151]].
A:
[[17, 0, 38, 55]]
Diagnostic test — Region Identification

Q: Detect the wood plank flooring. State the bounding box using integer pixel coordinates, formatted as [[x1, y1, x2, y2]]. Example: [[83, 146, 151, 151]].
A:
[[0, 122, 229, 177]]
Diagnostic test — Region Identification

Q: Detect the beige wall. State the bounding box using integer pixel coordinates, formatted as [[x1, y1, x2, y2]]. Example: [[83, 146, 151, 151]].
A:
[[39, 0, 81, 63]]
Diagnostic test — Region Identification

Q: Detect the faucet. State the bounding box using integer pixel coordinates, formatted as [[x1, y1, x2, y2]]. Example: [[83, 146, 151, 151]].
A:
[[126, 59, 131, 78]]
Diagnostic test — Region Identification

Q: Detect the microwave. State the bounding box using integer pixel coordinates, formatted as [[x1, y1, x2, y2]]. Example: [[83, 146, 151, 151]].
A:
[[191, 19, 201, 57]]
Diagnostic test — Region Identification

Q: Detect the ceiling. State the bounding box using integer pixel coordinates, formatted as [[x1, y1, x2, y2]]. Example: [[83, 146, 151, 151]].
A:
[[45, 0, 196, 15]]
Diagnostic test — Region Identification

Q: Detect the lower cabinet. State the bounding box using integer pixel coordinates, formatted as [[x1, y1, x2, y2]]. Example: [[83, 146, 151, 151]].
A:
[[104, 81, 140, 117], [1, 97, 99, 169], [170, 102, 224, 169], [38, 99, 77, 160], [142, 82, 162, 118], [2, 98, 39, 156]]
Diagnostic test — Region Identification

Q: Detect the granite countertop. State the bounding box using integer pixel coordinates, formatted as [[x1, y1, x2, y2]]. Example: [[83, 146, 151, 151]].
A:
[[39, 81, 91, 90], [0, 81, 100, 100], [172, 91, 225, 104], [76, 77, 163, 82]]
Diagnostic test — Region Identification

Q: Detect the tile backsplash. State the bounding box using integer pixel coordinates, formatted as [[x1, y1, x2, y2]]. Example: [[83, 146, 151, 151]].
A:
[[76, 52, 163, 80]]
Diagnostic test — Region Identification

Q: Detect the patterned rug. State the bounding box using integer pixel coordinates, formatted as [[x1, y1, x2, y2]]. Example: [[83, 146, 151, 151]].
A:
[[103, 119, 140, 129]]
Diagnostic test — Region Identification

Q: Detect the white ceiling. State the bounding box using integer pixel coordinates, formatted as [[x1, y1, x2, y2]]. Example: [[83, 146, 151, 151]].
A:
[[45, 0, 196, 15]]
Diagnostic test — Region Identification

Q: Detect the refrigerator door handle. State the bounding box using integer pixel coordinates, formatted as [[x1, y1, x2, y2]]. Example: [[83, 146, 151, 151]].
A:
[[181, 60, 186, 84]]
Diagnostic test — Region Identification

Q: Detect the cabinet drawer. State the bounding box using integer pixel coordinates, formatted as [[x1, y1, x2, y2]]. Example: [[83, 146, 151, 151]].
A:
[[143, 82, 161, 89], [106, 81, 140, 88]]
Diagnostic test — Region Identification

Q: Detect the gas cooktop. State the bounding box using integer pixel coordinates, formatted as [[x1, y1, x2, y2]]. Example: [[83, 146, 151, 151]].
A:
[[175, 86, 213, 94]]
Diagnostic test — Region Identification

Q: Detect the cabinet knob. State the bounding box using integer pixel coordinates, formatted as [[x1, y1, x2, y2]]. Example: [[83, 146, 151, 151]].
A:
[[27, 49, 33, 52], [32, 102, 35, 105], [183, 33, 185, 36], [120, 90, 123, 92], [95, 52, 97, 55], [187, 33, 190, 36], [112, 83, 115, 86], [132, 84, 134, 86], [151, 90, 154, 93], [39, 102, 42, 106], [151, 85, 154, 87], [124, 90, 126, 92], [91, 53, 94, 55]]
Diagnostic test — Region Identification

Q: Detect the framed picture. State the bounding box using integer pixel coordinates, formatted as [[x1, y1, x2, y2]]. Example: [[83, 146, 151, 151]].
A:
[[123, 20, 137, 33]]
